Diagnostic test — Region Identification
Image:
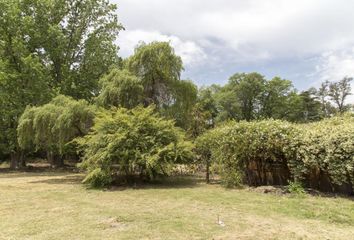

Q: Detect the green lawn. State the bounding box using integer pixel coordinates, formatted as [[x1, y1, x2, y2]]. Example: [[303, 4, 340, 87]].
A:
[[0, 171, 353, 240]]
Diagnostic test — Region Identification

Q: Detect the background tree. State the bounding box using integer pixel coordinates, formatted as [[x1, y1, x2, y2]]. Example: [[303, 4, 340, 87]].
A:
[[126, 41, 183, 107], [96, 68, 143, 109], [328, 77, 353, 113], [189, 86, 219, 137], [162, 80, 198, 130], [261, 77, 293, 119], [223, 72, 266, 121]]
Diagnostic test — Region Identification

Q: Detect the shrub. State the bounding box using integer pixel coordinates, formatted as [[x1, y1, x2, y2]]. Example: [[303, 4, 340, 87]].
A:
[[287, 180, 305, 195], [196, 120, 298, 187], [197, 115, 354, 193], [78, 106, 195, 187], [287, 114, 354, 190]]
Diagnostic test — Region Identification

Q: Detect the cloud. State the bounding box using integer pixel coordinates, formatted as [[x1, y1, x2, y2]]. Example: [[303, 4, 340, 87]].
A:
[[314, 49, 354, 103], [117, 30, 207, 66], [114, 0, 354, 89]]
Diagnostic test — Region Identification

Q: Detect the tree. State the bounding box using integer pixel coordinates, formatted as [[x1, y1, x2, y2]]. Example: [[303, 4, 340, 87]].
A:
[[225, 72, 266, 121], [126, 41, 183, 107], [285, 89, 322, 122], [261, 77, 293, 119], [17, 95, 94, 167], [0, 2, 53, 167], [328, 77, 353, 113], [0, 0, 123, 100], [189, 86, 219, 137], [162, 80, 198, 130], [0, 0, 121, 167], [96, 68, 143, 109], [77, 106, 194, 187]]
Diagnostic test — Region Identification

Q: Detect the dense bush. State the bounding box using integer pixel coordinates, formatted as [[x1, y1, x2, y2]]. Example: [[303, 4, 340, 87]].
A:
[[196, 115, 354, 192], [287, 114, 354, 190], [78, 106, 194, 187], [201, 120, 297, 187]]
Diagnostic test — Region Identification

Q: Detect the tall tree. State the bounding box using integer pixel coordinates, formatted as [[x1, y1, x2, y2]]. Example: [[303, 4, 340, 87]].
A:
[[261, 77, 293, 119], [0, 0, 122, 167], [328, 77, 353, 113], [162, 80, 198, 129], [227, 72, 266, 121], [96, 68, 143, 109], [126, 41, 183, 107]]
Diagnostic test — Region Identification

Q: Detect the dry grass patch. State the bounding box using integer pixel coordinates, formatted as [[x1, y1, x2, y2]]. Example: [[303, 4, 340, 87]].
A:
[[0, 171, 353, 240]]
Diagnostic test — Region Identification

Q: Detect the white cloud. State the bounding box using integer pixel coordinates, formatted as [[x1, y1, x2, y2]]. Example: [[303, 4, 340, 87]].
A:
[[113, 0, 354, 89], [314, 49, 354, 103], [115, 0, 354, 59], [117, 30, 207, 66]]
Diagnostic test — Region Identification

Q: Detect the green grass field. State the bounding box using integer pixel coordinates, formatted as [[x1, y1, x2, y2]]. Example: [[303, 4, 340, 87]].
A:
[[0, 171, 353, 240]]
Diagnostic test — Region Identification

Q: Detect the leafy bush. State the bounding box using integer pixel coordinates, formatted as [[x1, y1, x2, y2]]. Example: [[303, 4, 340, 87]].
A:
[[78, 106, 195, 187], [287, 114, 354, 189], [196, 120, 298, 187], [196, 115, 354, 193]]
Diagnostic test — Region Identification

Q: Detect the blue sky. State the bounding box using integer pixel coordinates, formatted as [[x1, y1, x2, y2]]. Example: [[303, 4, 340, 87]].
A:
[[113, 0, 354, 101]]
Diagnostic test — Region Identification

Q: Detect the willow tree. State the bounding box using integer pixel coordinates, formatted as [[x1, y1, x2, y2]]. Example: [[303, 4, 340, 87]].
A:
[[17, 95, 94, 167], [125, 41, 199, 129], [126, 41, 183, 107], [96, 68, 143, 109]]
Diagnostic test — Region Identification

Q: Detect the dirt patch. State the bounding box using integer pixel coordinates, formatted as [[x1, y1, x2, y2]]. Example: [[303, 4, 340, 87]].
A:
[[99, 217, 128, 230], [248, 185, 288, 195]]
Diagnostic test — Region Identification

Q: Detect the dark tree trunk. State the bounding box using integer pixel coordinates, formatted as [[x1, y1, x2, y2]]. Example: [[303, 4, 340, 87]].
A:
[[10, 152, 19, 169], [206, 160, 210, 184], [19, 151, 26, 168], [48, 151, 64, 168]]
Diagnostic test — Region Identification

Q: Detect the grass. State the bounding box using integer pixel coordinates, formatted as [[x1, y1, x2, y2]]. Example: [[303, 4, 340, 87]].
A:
[[0, 171, 353, 240]]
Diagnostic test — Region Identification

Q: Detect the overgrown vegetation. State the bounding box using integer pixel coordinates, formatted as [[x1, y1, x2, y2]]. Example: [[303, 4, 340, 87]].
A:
[[196, 114, 354, 193], [77, 106, 194, 187]]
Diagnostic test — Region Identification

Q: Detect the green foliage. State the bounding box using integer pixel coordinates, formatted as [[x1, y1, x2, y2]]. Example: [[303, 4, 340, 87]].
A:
[[206, 120, 297, 187], [78, 106, 195, 187], [126, 41, 183, 107], [17, 95, 94, 163], [197, 115, 354, 191], [287, 114, 354, 188], [287, 180, 305, 195], [96, 68, 143, 109], [162, 80, 198, 129], [1, 0, 123, 100], [0, 0, 122, 166], [226, 72, 266, 120]]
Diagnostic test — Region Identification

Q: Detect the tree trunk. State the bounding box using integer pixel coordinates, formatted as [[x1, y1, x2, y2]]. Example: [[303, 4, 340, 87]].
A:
[[206, 160, 210, 184], [47, 151, 64, 168], [19, 151, 26, 168], [10, 152, 19, 169], [54, 155, 64, 168]]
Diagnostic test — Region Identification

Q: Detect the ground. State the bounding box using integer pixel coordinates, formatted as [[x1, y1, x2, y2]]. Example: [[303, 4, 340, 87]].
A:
[[0, 170, 353, 240]]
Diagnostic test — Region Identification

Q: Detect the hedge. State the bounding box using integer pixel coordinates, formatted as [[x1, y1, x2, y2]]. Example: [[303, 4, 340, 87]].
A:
[[196, 114, 354, 193]]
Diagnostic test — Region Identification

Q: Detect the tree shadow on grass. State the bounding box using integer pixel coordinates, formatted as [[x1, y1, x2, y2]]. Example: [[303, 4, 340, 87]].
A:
[[28, 174, 84, 185], [0, 165, 80, 178], [105, 175, 210, 191]]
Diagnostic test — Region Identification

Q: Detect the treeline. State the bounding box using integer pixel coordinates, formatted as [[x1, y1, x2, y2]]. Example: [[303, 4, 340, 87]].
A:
[[0, 0, 353, 191]]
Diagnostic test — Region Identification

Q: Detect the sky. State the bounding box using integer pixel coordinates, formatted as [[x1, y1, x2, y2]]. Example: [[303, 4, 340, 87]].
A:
[[113, 0, 354, 102]]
